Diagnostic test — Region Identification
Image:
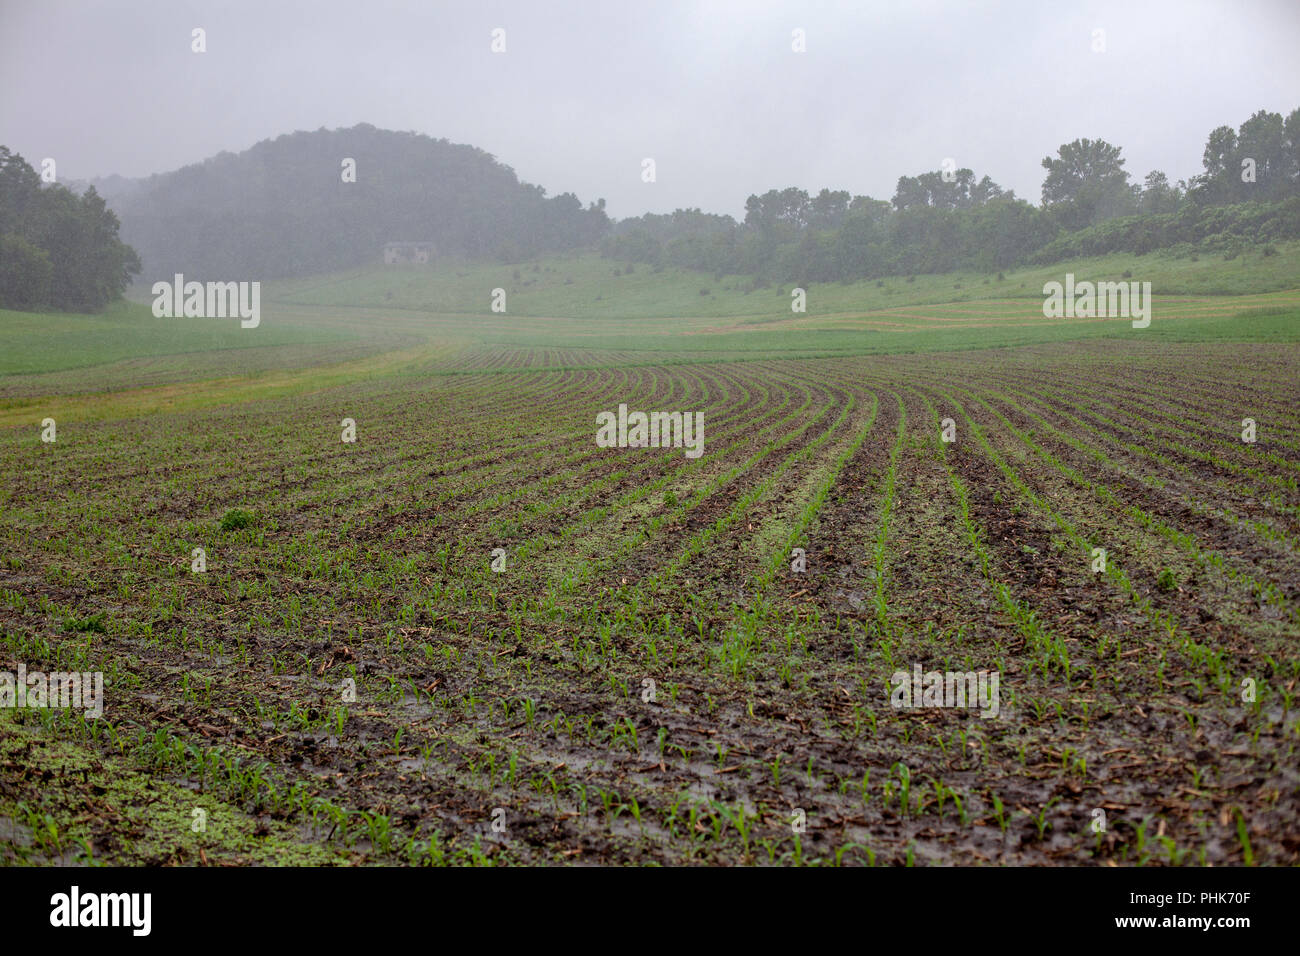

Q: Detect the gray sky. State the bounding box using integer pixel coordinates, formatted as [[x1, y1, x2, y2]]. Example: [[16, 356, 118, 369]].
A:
[[2, 0, 1298, 219]]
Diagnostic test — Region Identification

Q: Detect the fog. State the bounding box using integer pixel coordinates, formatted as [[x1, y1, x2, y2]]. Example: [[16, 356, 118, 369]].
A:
[[2, 0, 1299, 217]]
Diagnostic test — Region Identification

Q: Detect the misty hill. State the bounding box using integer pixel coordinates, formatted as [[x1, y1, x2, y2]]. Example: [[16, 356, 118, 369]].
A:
[[113, 123, 610, 283], [62, 173, 143, 205]]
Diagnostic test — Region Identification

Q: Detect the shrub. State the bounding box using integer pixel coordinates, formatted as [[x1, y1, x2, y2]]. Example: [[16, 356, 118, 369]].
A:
[[219, 508, 257, 531]]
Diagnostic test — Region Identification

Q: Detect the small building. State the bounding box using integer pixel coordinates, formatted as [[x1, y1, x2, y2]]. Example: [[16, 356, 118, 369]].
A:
[[383, 241, 434, 264]]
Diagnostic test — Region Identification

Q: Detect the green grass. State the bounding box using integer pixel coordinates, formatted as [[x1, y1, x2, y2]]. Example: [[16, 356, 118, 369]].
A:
[[262, 241, 1300, 360], [270, 241, 1300, 319], [3, 240, 1297, 421], [0, 299, 360, 376]]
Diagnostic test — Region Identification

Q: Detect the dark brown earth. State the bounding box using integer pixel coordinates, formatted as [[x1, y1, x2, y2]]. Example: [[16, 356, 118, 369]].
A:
[[1, 342, 1297, 865]]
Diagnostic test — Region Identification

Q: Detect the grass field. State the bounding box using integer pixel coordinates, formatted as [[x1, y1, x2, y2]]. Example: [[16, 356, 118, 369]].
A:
[[2, 245, 1298, 865]]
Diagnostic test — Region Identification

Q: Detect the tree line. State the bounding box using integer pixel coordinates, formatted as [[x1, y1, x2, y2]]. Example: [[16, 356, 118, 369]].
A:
[[0, 147, 141, 311], [3, 107, 1297, 313], [604, 106, 1300, 283]]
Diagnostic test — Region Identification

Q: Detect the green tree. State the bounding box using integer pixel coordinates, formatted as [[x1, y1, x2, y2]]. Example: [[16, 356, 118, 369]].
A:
[[1192, 108, 1300, 205], [0, 147, 140, 311], [1140, 170, 1182, 215], [1040, 138, 1134, 229], [0, 234, 53, 308]]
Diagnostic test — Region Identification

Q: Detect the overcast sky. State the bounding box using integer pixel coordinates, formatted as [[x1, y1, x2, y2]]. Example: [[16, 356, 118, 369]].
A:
[[2, 0, 1298, 219]]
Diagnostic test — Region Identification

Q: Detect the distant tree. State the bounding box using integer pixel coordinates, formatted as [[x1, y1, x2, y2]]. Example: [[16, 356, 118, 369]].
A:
[[1287, 108, 1300, 190], [891, 174, 933, 211], [0, 146, 43, 236], [970, 175, 1011, 205], [744, 188, 811, 232], [808, 188, 851, 230], [1040, 138, 1134, 229], [892, 169, 1008, 211], [1139, 170, 1182, 215], [1188, 109, 1300, 205], [0, 147, 140, 311], [1195, 124, 1241, 204], [848, 194, 892, 223], [1237, 109, 1290, 200]]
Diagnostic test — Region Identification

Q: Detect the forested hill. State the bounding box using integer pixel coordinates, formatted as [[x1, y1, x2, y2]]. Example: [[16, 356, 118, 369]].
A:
[[113, 123, 611, 282]]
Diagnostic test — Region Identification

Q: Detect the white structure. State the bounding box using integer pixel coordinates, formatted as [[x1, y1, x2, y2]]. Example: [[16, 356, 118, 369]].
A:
[[383, 241, 434, 264]]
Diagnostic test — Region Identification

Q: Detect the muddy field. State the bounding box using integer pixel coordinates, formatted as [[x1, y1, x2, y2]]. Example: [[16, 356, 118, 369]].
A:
[[1, 338, 1298, 866]]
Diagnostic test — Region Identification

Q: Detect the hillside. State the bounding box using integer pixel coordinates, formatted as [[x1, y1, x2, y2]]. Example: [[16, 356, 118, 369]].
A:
[[112, 124, 609, 284], [268, 239, 1300, 320]]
